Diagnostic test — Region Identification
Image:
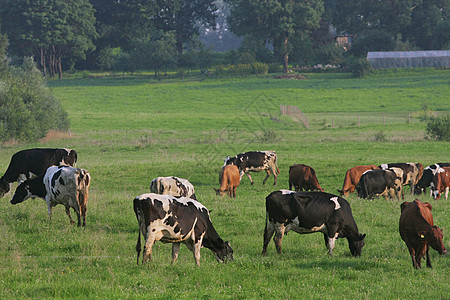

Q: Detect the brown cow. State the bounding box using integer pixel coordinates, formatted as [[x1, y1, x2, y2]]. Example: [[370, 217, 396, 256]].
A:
[[337, 165, 379, 196], [432, 167, 450, 200], [214, 165, 240, 197], [399, 199, 447, 269], [288, 164, 324, 192]]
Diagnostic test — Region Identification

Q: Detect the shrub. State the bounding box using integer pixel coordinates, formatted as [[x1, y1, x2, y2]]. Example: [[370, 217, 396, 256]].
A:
[[343, 56, 373, 77], [252, 62, 269, 75], [0, 57, 69, 143], [426, 115, 450, 141]]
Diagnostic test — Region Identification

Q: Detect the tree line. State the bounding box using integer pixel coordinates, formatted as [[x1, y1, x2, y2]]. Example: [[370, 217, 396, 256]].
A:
[[0, 0, 448, 77]]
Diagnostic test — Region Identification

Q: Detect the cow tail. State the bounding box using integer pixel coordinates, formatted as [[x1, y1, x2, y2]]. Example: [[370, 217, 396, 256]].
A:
[[134, 198, 142, 265]]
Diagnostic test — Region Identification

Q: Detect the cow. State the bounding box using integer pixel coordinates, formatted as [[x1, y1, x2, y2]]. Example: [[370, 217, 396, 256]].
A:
[[150, 176, 196, 200], [224, 151, 279, 185], [288, 164, 324, 192], [337, 165, 379, 196], [0, 148, 78, 198], [214, 165, 240, 197], [262, 190, 366, 257], [399, 199, 447, 269], [432, 167, 450, 200], [10, 165, 91, 227], [415, 163, 450, 196], [133, 193, 233, 266], [356, 169, 402, 200], [379, 163, 423, 194], [388, 167, 405, 200]]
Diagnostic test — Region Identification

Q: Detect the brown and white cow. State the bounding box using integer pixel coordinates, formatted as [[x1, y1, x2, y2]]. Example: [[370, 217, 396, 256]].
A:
[[415, 163, 450, 195], [10, 166, 91, 227], [288, 164, 324, 192], [432, 167, 450, 200], [134, 193, 233, 266], [214, 165, 240, 197], [0, 148, 77, 197], [337, 165, 379, 196], [399, 199, 447, 269], [380, 163, 423, 194], [224, 151, 279, 185], [150, 176, 196, 200]]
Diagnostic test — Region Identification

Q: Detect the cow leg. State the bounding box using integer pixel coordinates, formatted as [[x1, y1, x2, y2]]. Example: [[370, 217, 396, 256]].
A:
[[273, 223, 286, 254], [232, 187, 236, 198], [64, 206, 75, 225], [444, 187, 449, 200], [172, 243, 181, 264], [262, 221, 276, 255], [263, 170, 270, 185], [192, 237, 204, 266], [425, 246, 432, 268], [246, 173, 254, 185], [81, 203, 87, 227], [143, 235, 156, 264]]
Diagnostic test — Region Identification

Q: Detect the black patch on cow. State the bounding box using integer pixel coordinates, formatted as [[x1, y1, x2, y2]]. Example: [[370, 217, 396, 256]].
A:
[[165, 216, 176, 227], [59, 177, 65, 186], [51, 170, 62, 187]]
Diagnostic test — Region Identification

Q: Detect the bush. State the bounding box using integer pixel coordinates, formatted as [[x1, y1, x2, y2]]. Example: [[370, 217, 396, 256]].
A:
[[426, 115, 450, 141], [343, 56, 373, 77], [0, 57, 69, 143], [252, 62, 269, 75]]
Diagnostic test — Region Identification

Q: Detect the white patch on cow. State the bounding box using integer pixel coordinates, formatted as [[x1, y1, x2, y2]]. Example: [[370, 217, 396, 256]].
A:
[[286, 217, 326, 234], [223, 156, 230, 167], [362, 170, 372, 176], [280, 189, 295, 195], [330, 197, 341, 210], [140, 193, 207, 212], [380, 164, 388, 170]]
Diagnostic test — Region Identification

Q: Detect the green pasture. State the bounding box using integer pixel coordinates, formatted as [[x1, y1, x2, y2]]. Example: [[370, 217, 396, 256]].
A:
[[0, 69, 449, 299]]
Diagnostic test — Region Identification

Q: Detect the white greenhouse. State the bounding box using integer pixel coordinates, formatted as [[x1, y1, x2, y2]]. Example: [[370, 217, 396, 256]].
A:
[[367, 50, 450, 69]]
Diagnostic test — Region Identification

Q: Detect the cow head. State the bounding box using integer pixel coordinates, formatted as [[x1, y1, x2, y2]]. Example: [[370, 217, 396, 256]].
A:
[[348, 233, 366, 257], [213, 239, 234, 263], [10, 181, 35, 204], [213, 187, 226, 197], [420, 226, 447, 255], [0, 178, 11, 198], [62, 149, 77, 167]]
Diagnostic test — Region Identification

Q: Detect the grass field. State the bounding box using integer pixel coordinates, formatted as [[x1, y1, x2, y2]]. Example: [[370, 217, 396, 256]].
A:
[[0, 69, 449, 299]]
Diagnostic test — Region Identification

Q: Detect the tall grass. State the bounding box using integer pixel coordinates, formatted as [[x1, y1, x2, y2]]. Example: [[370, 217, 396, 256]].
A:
[[0, 69, 449, 299]]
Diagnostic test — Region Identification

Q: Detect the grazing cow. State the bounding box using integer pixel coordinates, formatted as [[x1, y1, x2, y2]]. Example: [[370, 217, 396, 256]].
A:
[[337, 165, 379, 196], [379, 163, 423, 194], [262, 190, 366, 257], [288, 164, 324, 192], [10, 166, 91, 227], [388, 167, 405, 200], [356, 169, 402, 200], [432, 167, 450, 200], [415, 163, 450, 195], [133, 193, 233, 266], [0, 148, 77, 197], [150, 176, 196, 200], [214, 165, 240, 197], [399, 199, 447, 269], [224, 151, 280, 185]]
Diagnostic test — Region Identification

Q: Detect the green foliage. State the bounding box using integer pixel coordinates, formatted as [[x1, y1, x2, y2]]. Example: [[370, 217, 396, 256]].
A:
[[350, 30, 395, 57], [426, 115, 450, 141], [0, 58, 69, 142], [214, 62, 269, 77], [343, 56, 373, 77]]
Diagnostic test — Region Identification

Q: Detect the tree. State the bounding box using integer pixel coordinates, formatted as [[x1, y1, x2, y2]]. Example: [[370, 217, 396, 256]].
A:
[[152, 0, 218, 54], [0, 0, 97, 78], [227, 0, 324, 73]]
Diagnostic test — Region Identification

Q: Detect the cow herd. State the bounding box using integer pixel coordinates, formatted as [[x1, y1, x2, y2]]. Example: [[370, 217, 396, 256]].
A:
[[1, 148, 448, 269]]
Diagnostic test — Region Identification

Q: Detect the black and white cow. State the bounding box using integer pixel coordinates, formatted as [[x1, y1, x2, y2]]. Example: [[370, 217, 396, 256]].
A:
[[224, 151, 279, 185], [0, 148, 77, 197], [262, 190, 366, 257], [379, 163, 423, 194], [356, 169, 402, 200], [134, 193, 233, 266], [149, 176, 196, 200], [415, 163, 450, 195], [10, 166, 91, 227]]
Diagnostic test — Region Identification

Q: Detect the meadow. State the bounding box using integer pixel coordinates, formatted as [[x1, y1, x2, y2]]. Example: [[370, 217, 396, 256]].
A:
[[0, 69, 449, 299]]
